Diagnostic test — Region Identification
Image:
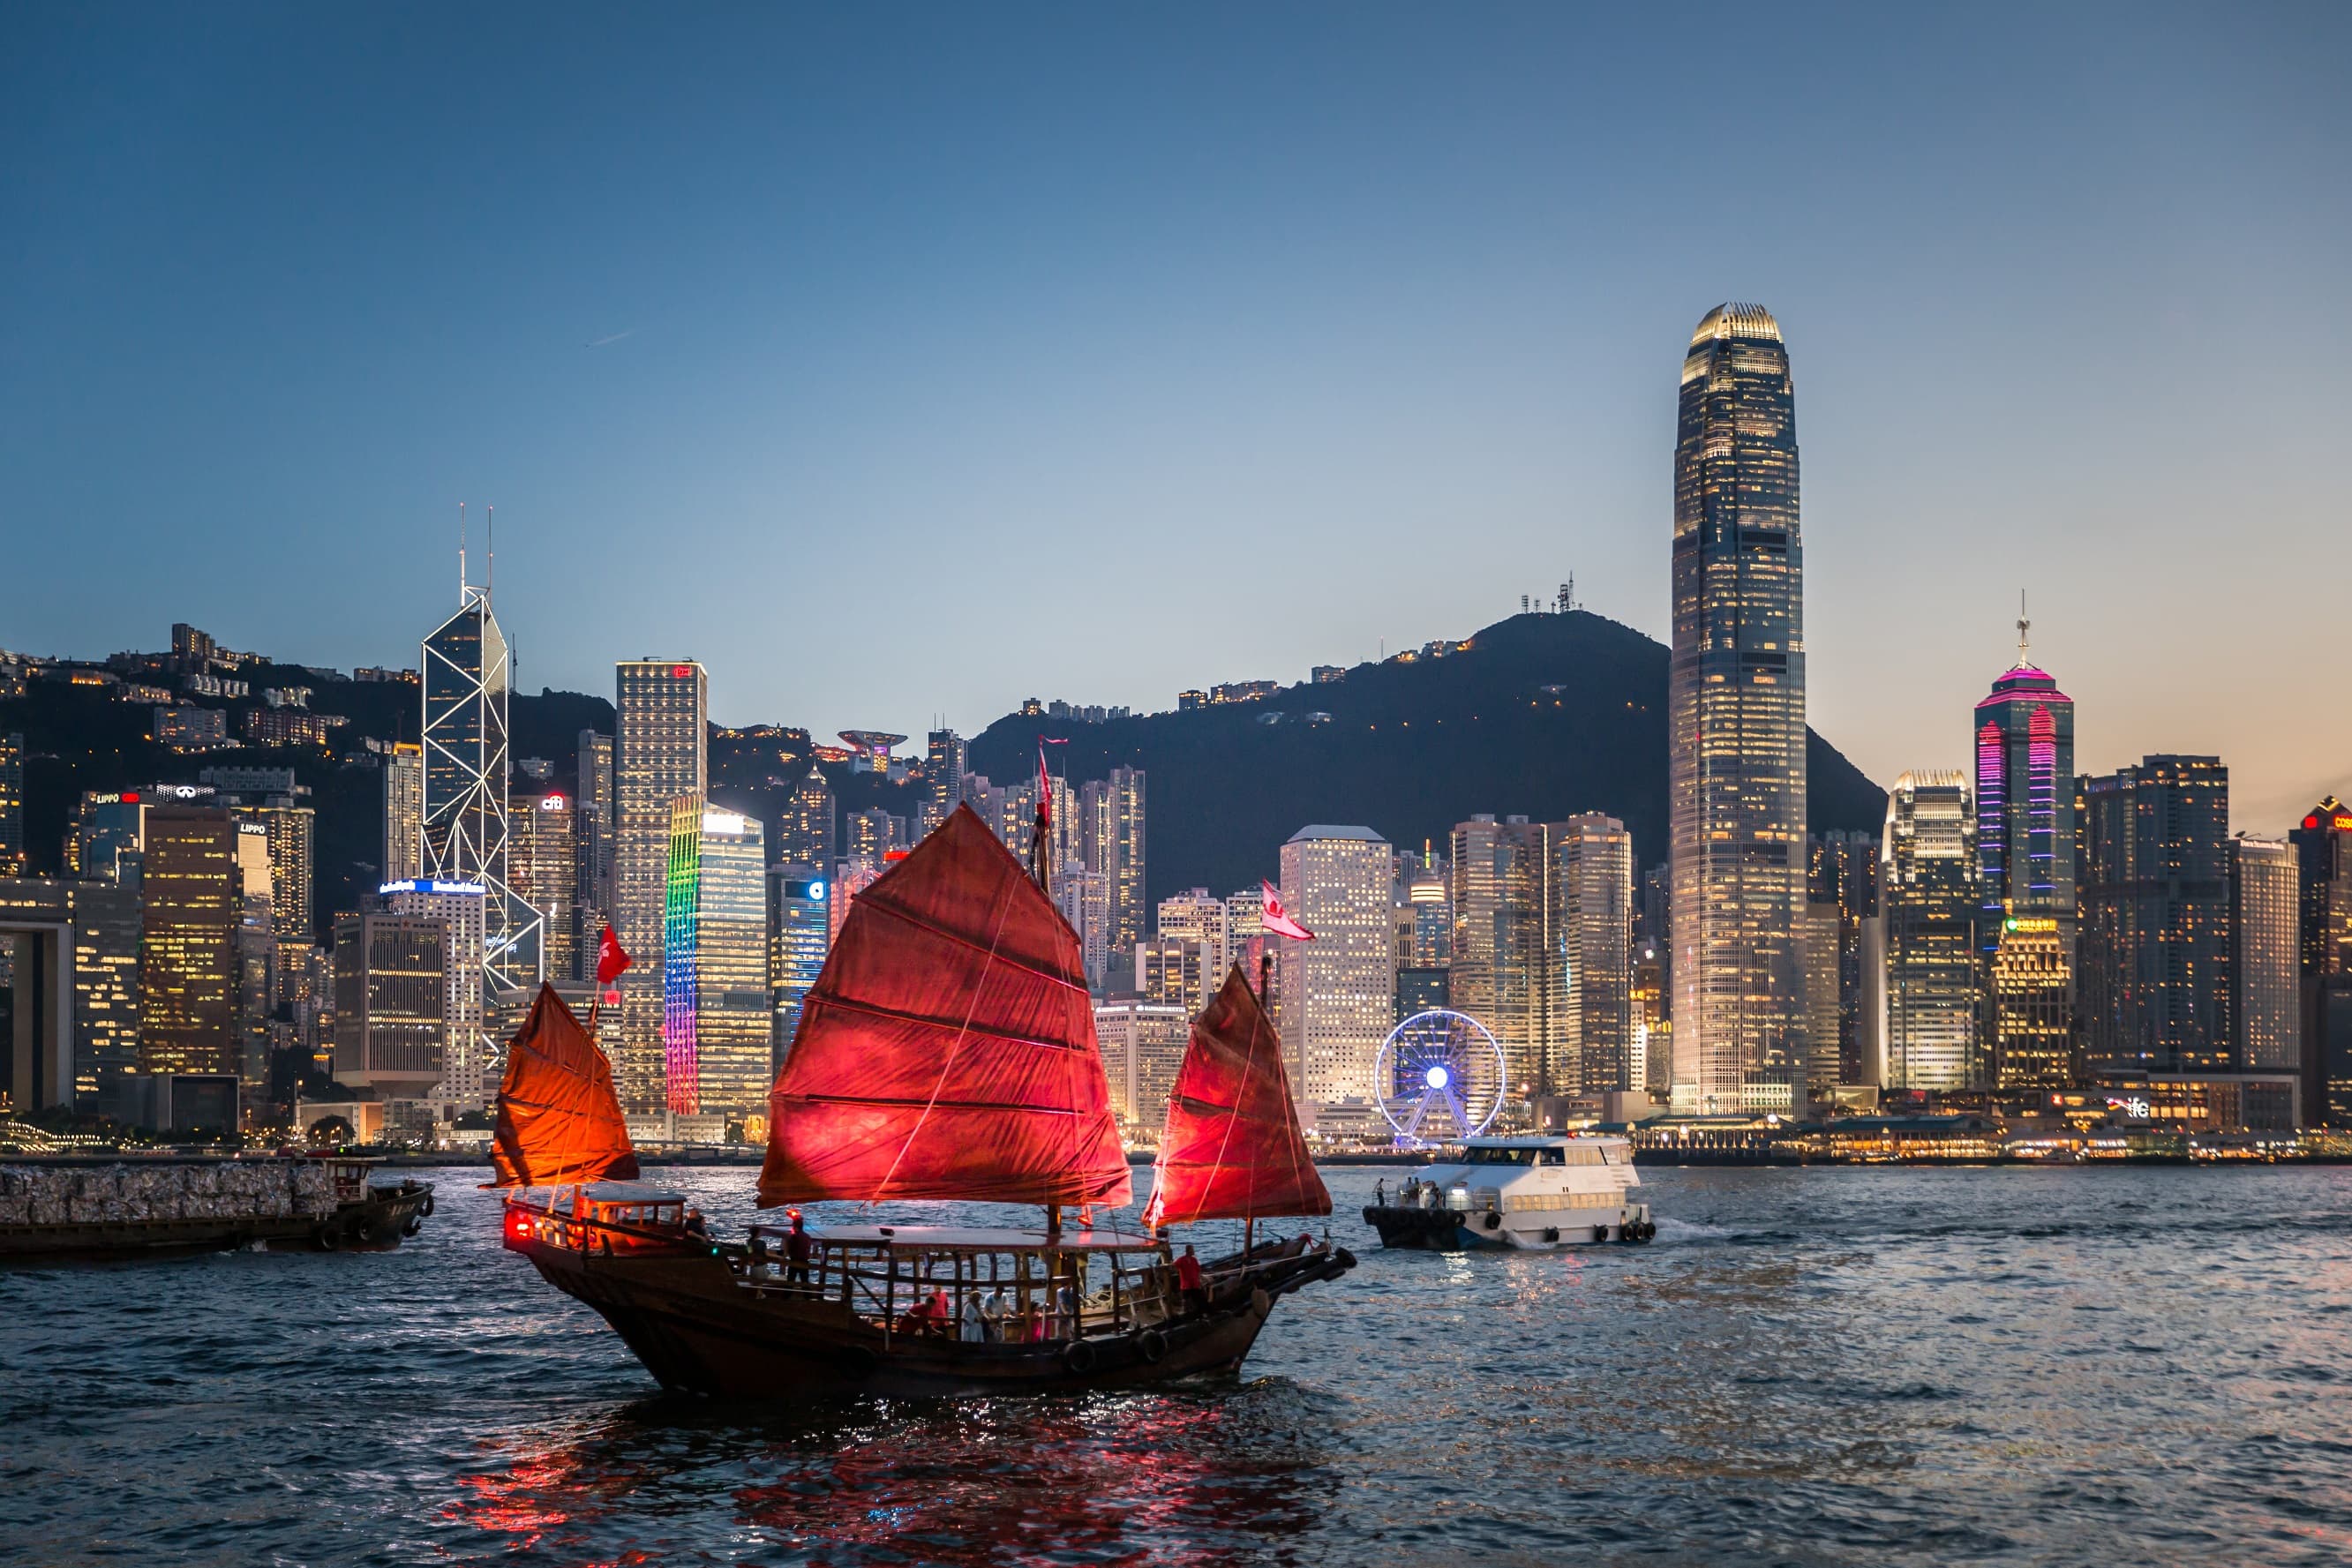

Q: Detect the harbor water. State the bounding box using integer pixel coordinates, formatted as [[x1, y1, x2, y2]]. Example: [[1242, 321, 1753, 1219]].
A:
[[8, 1162, 2352, 1565]]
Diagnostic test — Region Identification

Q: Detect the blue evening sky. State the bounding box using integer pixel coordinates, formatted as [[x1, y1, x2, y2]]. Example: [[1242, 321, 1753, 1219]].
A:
[[4, 5, 2345, 824]]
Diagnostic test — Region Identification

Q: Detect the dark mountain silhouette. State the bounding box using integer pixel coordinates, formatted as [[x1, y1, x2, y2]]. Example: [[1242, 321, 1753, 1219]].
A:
[[966, 611, 1883, 905]]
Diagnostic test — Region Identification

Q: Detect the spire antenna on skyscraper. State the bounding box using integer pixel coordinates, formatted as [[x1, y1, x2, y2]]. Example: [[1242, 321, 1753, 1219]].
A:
[[2016, 589, 2030, 666]]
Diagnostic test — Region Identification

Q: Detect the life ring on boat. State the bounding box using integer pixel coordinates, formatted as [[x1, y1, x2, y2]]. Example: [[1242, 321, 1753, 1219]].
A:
[[1481, 1212, 1502, 1231], [418, 1192, 435, 1218], [1063, 1338, 1100, 1375], [1136, 1327, 1168, 1364]]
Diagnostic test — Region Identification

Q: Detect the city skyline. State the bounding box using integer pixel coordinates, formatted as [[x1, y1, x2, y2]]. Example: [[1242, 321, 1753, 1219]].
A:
[[4, 10, 2348, 829]]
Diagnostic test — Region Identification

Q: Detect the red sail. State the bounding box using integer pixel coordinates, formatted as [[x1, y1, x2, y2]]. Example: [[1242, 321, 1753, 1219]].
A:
[[758, 804, 1132, 1209], [490, 984, 641, 1188], [1143, 965, 1330, 1227]]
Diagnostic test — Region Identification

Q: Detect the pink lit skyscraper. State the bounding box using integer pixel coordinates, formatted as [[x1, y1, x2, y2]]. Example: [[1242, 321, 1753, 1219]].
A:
[[1973, 606, 2076, 952]]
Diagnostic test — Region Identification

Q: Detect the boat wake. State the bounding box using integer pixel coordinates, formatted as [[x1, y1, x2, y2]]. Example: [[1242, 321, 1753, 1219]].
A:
[[1648, 1216, 1734, 1246]]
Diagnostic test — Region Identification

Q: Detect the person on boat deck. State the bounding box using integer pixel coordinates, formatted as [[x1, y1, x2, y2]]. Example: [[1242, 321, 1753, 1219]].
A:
[[1176, 1244, 1206, 1311], [1375, 1178, 1386, 1206], [784, 1212, 813, 1287], [683, 1207, 709, 1239], [958, 1288, 988, 1343], [981, 1286, 1011, 1342]]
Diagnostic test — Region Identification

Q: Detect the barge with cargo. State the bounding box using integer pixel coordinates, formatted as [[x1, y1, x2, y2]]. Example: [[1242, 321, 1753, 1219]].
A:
[[0, 1155, 435, 1263]]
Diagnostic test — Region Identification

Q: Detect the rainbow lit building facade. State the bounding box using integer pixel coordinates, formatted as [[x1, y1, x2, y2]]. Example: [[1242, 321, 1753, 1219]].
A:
[[1669, 303, 1805, 1114], [660, 801, 770, 1123]]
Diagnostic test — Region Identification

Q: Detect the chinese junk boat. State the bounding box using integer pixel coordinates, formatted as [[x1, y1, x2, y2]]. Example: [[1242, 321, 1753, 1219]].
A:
[[495, 805, 1352, 1398]]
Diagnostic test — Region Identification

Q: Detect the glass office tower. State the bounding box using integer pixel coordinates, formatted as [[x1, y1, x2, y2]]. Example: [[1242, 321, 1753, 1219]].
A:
[[1669, 303, 1805, 1114]]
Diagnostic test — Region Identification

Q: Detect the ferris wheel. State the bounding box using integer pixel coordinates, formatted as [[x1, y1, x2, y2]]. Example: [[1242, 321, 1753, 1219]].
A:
[[1374, 1009, 1507, 1146]]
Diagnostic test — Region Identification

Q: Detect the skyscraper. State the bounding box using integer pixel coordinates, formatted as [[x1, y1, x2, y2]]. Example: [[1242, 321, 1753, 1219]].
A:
[[1155, 889, 1231, 979], [766, 863, 828, 1069], [1880, 772, 1980, 1091], [421, 576, 538, 993], [613, 659, 708, 1113], [1988, 916, 2070, 1089], [382, 742, 423, 884], [507, 786, 579, 983], [1278, 825, 1394, 1107], [331, 911, 448, 1096], [661, 803, 769, 1126], [1973, 612, 2077, 954], [377, 879, 488, 1107], [1670, 303, 1806, 1114], [1056, 865, 1113, 993], [1448, 815, 1551, 1096], [1550, 814, 1634, 1094], [2289, 798, 2352, 1122], [2079, 756, 2231, 1075], [2229, 836, 2299, 1073], [923, 729, 967, 836], [1807, 830, 1878, 1087], [139, 805, 240, 1077], [1092, 997, 1190, 1130], [781, 763, 835, 870], [1082, 768, 1147, 957], [575, 728, 614, 919]]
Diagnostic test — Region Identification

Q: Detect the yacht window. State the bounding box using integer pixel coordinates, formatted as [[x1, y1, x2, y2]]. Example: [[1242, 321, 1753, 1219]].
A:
[[1462, 1146, 1537, 1167]]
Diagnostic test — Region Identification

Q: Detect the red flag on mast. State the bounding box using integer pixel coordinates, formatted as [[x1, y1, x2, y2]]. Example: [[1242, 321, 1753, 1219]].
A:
[[595, 925, 633, 987], [1260, 881, 1314, 942]]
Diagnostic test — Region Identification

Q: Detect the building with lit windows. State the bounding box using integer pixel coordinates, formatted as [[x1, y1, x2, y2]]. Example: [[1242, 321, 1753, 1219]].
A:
[[660, 804, 769, 1127], [139, 805, 242, 1078], [1448, 814, 1551, 1096], [1974, 621, 2076, 960], [1801, 903, 1841, 1099], [781, 763, 834, 870], [0, 731, 22, 877], [1093, 998, 1190, 1133], [376, 880, 487, 1108], [1135, 935, 1209, 1009], [1670, 303, 1806, 1114], [2229, 836, 2299, 1073], [2290, 798, 2352, 1122], [0, 878, 140, 1111], [2079, 756, 2230, 1076], [237, 803, 313, 947], [923, 729, 967, 836], [1155, 889, 1231, 979], [1880, 772, 1979, 1091], [1056, 866, 1113, 993], [1277, 825, 1394, 1107], [508, 787, 579, 982], [382, 742, 423, 884], [69, 791, 147, 885], [766, 863, 828, 1069], [331, 912, 448, 1096], [1080, 768, 1146, 957], [1807, 829, 1877, 1087], [1988, 916, 2071, 1088], [421, 578, 538, 994], [1551, 814, 1634, 1093], [575, 729, 614, 921], [613, 659, 708, 1112]]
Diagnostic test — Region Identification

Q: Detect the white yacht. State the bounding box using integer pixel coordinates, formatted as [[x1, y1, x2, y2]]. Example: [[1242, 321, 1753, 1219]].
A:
[[1362, 1135, 1655, 1250]]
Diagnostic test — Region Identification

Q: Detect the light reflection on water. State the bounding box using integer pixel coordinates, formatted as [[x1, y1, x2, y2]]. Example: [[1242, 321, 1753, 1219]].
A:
[[8, 1164, 2352, 1564]]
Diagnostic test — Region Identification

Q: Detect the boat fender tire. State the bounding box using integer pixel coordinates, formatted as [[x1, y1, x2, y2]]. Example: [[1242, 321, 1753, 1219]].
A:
[[1251, 1287, 1271, 1318], [317, 1226, 341, 1252], [1542, 1227, 1559, 1243], [1482, 1212, 1501, 1231], [1334, 1248, 1356, 1269], [419, 1192, 435, 1218], [402, 1217, 423, 1238], [1592, 1226, 1609, 1243], [1063, 1339, 1100, 1375], [1136, 1327, 1168, 1364]]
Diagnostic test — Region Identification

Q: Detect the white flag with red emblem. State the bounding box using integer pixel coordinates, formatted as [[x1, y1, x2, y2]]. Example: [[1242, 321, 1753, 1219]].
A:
[[1260, 881, 1314, 942]]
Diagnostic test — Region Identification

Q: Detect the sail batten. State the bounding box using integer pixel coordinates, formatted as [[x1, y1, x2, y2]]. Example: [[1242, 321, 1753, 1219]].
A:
[[491, 984, 640, 1189], [758, 805, 1131, 1209], [1143, 965, 1331, 1227]]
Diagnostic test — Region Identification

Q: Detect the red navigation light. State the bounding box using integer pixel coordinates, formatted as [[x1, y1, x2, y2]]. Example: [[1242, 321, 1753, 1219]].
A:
[[506, 1210, 532, 1241], [672, 664, 693, 679], [121, 792, 139, 804]]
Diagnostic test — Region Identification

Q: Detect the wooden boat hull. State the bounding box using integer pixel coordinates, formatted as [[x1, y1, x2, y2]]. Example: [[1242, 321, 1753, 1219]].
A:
[[510, 1234, 1354, 1399]]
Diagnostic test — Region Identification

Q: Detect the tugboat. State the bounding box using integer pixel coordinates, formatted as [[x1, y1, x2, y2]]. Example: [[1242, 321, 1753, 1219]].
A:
[[494, 804, 1351, 1398], [1362, 1134, 1656, 1250]]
